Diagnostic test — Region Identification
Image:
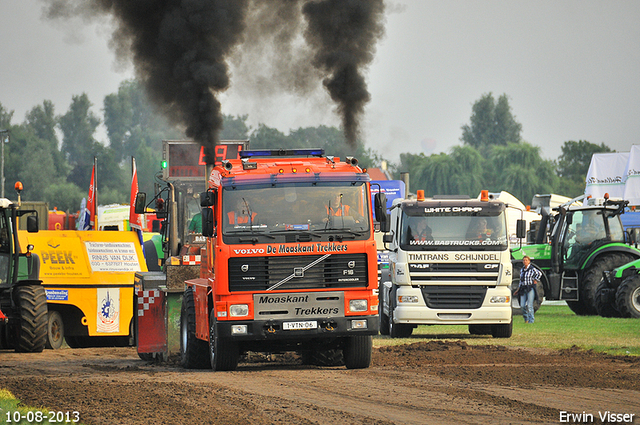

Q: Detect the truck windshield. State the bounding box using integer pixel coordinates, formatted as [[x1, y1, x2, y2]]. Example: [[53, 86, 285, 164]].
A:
[[398, 208, 508, 251], [221, 182, 370, 242]]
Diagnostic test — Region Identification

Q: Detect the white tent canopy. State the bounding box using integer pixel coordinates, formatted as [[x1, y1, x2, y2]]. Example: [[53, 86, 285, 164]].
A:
[[585, 145, 640, 206]]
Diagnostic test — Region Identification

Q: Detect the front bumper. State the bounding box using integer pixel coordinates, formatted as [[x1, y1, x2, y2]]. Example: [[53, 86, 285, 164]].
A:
[[217, 315, 379, 341], [394, 285, 512, 325]]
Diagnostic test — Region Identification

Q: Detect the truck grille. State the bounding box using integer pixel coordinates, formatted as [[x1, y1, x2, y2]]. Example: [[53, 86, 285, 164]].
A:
[[420, 285, 487, 309], [409, 262, 499, 282], [228, 254, 368, 292]]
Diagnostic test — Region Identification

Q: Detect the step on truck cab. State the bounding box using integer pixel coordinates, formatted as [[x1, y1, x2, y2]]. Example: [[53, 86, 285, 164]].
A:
[[378, 190, 514, 338], [181, 148, 381, 370]]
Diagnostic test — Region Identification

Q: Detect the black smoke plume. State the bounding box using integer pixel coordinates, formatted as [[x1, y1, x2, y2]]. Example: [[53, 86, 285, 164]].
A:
[[302, 0, 385, 147], [41, 0, 384, 153], [42, 0, 248, 162]]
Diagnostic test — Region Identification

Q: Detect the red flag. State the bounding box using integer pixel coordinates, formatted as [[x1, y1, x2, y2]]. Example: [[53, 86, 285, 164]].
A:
[[129, 158, 146, 231], [87, 159, 96, 230]]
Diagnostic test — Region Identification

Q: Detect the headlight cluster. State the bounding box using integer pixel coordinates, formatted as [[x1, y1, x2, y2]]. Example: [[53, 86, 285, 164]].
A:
[[349, 299, 368, 312], [490, 296, 510, 304], [229, 304, 249, 317], [398, 295, 419, 303]]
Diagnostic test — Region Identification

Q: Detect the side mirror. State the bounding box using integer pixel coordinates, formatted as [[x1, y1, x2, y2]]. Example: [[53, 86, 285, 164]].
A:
[[200, 191, 216, 207], [27, 215, 38, 233], [383, 233, 393, 244], [134, 192, 147, 214], [201, 208, 214, 237], [516, 219, 526, 239], [374, 193, 390, 232]]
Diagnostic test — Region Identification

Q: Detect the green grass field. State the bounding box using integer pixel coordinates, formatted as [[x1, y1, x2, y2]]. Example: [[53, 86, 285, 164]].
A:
[[374, 304, 640, 356]]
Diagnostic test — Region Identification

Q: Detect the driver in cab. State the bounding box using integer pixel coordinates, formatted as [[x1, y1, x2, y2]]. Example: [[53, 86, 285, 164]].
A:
[[228, 199, 257, 225]]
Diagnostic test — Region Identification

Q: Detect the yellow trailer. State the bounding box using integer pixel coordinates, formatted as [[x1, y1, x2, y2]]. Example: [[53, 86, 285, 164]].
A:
[[18, 230, 147, 349]]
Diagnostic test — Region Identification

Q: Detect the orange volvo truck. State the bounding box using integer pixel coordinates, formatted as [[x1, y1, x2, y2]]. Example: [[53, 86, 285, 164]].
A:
[[181, 148, 381, 370]]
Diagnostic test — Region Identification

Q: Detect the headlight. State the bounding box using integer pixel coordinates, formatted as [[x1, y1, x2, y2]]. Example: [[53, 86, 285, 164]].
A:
[[398, 295, 419, 303], [351, 319, 368, 329], [229, 304, 249, 317], [349, 299, 368, 312], [231, 325, 247, 335], [490, 296, 510, 303]]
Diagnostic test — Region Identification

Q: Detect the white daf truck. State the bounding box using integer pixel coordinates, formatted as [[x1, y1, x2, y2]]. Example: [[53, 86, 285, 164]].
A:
[[378, 190, 516, 338]]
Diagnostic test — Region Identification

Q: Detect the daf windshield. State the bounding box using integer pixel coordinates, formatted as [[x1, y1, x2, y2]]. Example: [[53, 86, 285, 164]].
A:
[[221, 182, 371, 243], [398, 204, 508, 251]]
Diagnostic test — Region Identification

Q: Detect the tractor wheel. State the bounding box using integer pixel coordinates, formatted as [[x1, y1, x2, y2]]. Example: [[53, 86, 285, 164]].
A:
[[594, 279, 621, 317], [343, 335, 372, 369], [13, 285, 48, 353], [616, 275, 640, 319], [179, 287, 209, 369], [577, 254, 635, 316], [208, 310, 238, 371], [45, 310, 65, 349]]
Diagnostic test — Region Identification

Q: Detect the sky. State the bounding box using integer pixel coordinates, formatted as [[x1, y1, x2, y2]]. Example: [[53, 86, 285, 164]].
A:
[[1, 0, 639, 163]]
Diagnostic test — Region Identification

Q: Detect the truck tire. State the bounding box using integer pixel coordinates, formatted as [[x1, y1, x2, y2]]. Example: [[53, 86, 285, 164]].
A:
[[14, 285, 47, 353], [594, 279, 621, 317], [389, 301, 413, 338], [378, 290, 389, 336], [343, 335, 372, 369], [468, 324, 492, 335], [180, 287, 209, 369], [45, 311, 65, 350], [577, 254, 635, 316], [615, 275, 640, 319], [491, 322, 513, 338], [208, 310, 239, 371]]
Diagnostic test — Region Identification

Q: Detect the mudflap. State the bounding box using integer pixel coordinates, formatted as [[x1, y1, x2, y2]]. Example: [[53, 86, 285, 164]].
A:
[[136, 289, 167, 356]]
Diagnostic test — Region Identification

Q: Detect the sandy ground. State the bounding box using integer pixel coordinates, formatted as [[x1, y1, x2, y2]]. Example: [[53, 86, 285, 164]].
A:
[[1, 339, 639, 425]]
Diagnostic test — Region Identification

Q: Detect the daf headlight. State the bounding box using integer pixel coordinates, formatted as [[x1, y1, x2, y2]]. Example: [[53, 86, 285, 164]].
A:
[[229, 304, 249, 317], [490, 296, 510, 304], [349, 299, 368, 312], [398, 295, 419, 303]]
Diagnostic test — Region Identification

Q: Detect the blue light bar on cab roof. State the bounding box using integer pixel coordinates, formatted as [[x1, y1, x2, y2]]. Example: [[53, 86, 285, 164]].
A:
[[240, 148, 325, 158]]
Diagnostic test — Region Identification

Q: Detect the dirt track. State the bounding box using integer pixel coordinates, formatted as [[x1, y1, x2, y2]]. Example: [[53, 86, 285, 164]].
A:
[[1, 340, 639, 425]]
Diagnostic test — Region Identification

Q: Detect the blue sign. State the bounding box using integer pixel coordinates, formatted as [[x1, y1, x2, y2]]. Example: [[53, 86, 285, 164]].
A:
[[46, 289, 69, 301], [370, 180, 405, 211]]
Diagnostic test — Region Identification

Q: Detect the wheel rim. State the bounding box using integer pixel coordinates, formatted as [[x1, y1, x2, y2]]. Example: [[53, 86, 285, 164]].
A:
[[51, 320, 61, 342], [632, 286, 640, 312]]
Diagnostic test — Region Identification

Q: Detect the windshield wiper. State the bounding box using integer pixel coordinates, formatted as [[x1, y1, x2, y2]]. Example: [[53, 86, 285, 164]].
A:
[[316, 227, 363, 238], [267, 229, 322, 238], [227, 230, 276, 240]]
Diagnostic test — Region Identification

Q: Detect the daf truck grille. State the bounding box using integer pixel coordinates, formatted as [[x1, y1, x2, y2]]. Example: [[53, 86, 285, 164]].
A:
[[408, 262, 499, 282], [420, 285, 487, 309], [228, 254, 368, 292]]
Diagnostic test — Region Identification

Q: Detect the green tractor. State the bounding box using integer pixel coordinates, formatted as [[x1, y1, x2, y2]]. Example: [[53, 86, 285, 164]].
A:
[[511, 195, 640, 316], [0, 198, 47, 352], [599, 257, 640, 318]]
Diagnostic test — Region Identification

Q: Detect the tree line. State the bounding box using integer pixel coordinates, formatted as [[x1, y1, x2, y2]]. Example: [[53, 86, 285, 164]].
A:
[[0, 82, 612, 212]]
